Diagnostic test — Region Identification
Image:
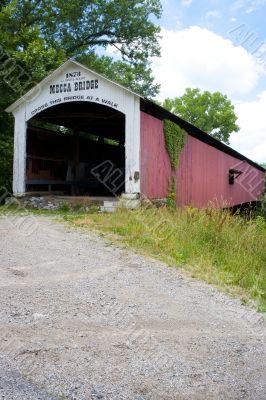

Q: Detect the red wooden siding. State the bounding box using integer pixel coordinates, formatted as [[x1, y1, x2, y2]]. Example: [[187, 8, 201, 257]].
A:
[[140, 112, 171, 198], [140, 111, 265, 208]]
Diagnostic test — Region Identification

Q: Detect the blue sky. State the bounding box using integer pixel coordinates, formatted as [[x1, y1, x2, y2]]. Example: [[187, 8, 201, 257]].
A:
[[149, 0, 266, 163], [161, 0, 266, 38]]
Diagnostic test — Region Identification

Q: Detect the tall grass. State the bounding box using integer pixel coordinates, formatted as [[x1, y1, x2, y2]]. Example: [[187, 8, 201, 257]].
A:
[[73, 207, 266, 311]]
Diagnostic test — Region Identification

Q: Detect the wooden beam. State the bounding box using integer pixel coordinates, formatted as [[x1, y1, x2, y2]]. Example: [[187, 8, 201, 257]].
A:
[[73, 129, 80, 195], [39, 112, 122, 119]]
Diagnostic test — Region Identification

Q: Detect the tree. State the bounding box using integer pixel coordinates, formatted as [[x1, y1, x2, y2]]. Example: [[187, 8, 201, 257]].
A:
[[163, 88, 240, 144], [77, 52, 160, 98], [0, 0, 162, 191], [0, 0, 161, 90]]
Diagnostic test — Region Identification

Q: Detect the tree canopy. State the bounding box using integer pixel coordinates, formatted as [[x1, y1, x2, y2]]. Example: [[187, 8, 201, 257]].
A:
[[163, 88, 240, 144], [0, 0, 161, 94], [78, 52, 160, 98]]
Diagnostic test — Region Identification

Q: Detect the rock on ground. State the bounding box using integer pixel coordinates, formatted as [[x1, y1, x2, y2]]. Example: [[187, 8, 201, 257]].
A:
[[0, 215, 265, 400]]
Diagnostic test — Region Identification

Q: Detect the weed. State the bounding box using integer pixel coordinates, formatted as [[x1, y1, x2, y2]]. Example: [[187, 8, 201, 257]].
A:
[[58, 202, 71, 212], [72, 207, 266, 311], [72, 203, 82, 212], [1, 202, 265, 311], [166, 177, 176, 209], [87, 204, 100, 213]]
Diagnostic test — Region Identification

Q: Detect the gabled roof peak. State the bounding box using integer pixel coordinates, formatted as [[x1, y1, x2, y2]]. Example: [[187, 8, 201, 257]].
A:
[[5, 59, 141, 113]]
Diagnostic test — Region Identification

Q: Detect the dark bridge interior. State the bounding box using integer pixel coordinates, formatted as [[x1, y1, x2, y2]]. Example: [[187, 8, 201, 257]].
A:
[[26, 101, 125, 195]]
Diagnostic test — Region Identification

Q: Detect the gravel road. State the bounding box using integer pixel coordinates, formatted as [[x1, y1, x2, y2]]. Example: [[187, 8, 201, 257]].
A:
[[0, 215, 265, 400]]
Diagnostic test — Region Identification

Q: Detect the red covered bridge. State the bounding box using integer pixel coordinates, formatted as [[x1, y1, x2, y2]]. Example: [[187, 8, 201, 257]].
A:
[[140, 101, 265, 208], [6, 60, 265, 208]]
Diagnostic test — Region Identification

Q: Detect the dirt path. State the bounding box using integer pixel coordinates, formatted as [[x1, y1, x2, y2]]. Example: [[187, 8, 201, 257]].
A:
[[0, 215, 265, 400]]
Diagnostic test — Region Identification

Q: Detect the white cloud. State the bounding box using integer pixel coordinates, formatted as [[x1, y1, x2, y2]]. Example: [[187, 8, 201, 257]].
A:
[[152, 26, 262, 100], [230, 92, 266, 163], [231, 0, 266, 13], [246, 7, 255, 13], [181, 0, 193, 6], [231, 0, 249, 12], [152, 26, 266, 163], [205, 10, 221, 19]]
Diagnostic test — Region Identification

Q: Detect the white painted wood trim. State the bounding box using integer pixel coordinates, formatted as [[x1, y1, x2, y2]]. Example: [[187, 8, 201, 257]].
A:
[[13, 107, 27, 196], [125, 96, 140, 194], [10, 63, 141, 196]]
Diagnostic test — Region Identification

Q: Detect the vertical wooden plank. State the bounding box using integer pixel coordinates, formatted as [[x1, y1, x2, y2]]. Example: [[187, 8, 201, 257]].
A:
[[140, 112, 172, 198], [140, 111, 264, 207]]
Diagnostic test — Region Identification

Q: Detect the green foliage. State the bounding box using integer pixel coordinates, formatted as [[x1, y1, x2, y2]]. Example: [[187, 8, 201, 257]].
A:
[[58, 202, 71, 213], [253, 215, 266, 232], [73, 207, 266, 310], [77, 52, 160, 98], [163, 88, 240, 144], [257, 195, 266, 220], [0, 135, 13, 192], [0, 108, 13, 192], [0, 0, 161, 97], [166, 177, 176, 209], [0, 0, 161, 81], [163, 120, 187, 169]]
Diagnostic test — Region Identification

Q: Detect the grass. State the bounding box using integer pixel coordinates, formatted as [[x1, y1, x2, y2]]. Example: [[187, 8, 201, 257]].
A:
[[69, 206, 266, 311], [1, 202, 265, 311]]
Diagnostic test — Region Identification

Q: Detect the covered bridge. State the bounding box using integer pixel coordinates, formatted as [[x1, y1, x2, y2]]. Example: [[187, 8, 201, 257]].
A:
[[6, 60, 265, 208]]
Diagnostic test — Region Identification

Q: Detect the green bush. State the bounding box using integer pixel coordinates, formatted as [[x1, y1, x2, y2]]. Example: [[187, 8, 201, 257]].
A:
[[58, 202, 71, 212], [0, 135, 13, 193]]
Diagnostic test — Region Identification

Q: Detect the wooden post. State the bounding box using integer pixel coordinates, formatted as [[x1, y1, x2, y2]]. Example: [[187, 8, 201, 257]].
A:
[[73, 129, 80, 195]]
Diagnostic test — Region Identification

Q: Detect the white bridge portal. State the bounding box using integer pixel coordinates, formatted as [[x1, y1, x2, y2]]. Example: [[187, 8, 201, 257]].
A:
[[6, 60, 141, 197]]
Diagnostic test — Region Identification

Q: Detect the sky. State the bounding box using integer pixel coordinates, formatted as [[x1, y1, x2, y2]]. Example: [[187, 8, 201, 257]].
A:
[[151, 0, 266, 163]]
